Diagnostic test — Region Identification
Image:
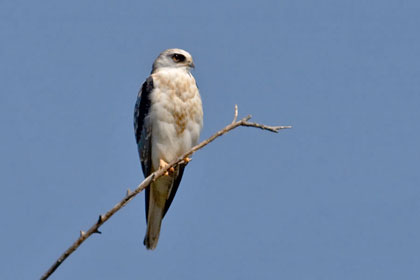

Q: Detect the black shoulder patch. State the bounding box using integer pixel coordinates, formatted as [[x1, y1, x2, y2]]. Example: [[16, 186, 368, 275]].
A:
[[134, 76, 154, 144]]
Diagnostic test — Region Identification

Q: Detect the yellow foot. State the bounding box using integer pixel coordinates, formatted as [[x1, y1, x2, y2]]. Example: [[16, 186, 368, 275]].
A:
[[183, 157, 191, 164], [159, 159, 174, 175]]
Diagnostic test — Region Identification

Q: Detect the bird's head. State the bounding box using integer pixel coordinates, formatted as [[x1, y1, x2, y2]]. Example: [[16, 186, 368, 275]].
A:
[[152, 48, 195, 73]]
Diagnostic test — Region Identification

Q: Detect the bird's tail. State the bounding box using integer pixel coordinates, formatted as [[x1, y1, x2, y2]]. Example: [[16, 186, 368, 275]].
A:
[[143, 178, 170, 250], [143, 206, 164, 250]]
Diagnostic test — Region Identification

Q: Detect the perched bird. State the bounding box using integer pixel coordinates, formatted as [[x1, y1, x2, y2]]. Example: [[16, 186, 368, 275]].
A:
[[134, 49, 203, 249]]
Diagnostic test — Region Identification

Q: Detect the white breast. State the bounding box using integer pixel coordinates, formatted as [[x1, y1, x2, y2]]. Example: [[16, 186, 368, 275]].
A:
[[149, 68, 203, 171]]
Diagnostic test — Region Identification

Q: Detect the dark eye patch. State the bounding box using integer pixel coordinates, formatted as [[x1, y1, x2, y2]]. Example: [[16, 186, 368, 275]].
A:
[[172, 53, 186, 62]]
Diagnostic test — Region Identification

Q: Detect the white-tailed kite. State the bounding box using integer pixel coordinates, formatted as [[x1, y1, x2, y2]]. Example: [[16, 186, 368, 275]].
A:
[[134, 49, 203, 250]]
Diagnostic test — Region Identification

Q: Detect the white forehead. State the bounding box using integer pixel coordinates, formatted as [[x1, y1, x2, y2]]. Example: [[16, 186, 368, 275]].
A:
[[158, 48, 192, 59]]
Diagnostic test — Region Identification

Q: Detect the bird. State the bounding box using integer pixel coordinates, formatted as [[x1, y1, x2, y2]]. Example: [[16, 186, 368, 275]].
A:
[[134, 49, 203, 250]]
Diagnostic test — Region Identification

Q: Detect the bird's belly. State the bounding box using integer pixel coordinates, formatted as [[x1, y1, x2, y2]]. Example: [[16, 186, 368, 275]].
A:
[[149, 95, 202, 171], [151, 119, 201, 170]]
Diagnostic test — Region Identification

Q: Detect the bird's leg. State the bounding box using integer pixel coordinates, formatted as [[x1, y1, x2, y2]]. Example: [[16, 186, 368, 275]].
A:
[[159, 159, 175, 175]]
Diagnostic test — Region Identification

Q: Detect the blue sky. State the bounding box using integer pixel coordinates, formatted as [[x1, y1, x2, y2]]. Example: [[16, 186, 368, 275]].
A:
[[1, 0, 420, 279]]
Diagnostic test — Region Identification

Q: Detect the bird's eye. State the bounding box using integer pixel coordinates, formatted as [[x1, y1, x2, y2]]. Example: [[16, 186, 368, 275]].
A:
[[172, 54, 186, 63]]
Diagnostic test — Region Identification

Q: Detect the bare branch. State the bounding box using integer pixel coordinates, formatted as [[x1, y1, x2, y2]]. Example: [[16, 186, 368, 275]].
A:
[[40, 106, 291, 280]]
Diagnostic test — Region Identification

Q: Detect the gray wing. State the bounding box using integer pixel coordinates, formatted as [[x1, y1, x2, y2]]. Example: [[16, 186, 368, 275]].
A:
[[134, 76, 154, 220], [134, 76, 153, 175]]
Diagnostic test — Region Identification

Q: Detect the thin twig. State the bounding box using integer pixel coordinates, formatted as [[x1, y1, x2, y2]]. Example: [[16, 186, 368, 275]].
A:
[[40, 105, 291, 280], [232, 104, 238, 123], [242, 122, 292, 133]]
